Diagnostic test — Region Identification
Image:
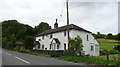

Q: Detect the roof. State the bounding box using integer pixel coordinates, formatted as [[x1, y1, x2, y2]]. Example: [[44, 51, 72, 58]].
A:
[[35, 24, 92, 37], [51, 38, 61, 44]]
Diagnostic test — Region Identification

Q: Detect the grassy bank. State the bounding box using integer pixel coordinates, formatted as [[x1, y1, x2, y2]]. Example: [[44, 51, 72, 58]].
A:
[[4, 48, 51, 57], [97, 39, 120, 53], [57, 54, 119, 65]]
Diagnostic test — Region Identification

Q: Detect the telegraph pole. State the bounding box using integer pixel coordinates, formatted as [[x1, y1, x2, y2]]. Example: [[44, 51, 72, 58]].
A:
[[66, 0, 70, 48]]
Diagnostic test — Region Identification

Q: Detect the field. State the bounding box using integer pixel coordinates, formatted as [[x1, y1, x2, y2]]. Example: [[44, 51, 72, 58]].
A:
[[97, 39, 120, 53]]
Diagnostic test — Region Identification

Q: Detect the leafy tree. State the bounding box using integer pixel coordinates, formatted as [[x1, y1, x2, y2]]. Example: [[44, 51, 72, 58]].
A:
[[2, 20, 51, 50], [64, 36, 84, 56], [34, 22, 51, 34], [24, 36, 34, 50], [106, 33, 114, 39]]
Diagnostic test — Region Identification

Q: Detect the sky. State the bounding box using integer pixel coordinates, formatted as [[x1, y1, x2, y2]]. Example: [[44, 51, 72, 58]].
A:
[[0, 0, 119, 34]]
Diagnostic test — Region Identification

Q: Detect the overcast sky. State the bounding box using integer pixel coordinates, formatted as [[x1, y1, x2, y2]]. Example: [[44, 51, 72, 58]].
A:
[[0, 0, 118, 34]]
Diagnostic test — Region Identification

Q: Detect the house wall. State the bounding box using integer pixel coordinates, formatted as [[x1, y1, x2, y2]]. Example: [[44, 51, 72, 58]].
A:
[[35, 31, 68, 50], [35, 29, 99, 56], [70, 29, 99, 56]]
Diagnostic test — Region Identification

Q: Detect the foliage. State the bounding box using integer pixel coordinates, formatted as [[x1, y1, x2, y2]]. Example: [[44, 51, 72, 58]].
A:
[[34, 22, 51, 34], [64, 36, 84, 56], [106, 33, 114, 39], [2, 20, 51, 50], [93, 32, 120, 41]]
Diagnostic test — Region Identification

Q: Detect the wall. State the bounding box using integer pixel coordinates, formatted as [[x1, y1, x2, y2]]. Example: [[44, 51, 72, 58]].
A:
[[70, 29, 99, 56], [35, 31, 68, 50], [35, 29, 99, 56]]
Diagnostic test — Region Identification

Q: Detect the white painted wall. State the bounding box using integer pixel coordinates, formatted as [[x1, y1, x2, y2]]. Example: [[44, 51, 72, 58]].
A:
[[34, 29, 99, 56], [35, 31, 68, 50], [70, 29, 99, 56]]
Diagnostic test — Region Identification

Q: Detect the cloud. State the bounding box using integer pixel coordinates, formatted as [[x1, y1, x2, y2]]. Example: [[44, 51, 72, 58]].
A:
[[0, 0, 118, 34]]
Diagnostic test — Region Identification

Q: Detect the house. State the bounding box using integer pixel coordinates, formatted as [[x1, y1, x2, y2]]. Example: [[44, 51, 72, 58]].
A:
[[33, 19, 99, 56]]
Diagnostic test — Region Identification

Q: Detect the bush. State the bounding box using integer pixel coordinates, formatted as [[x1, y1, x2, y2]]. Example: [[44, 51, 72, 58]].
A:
[[64, 36, 84, 56]]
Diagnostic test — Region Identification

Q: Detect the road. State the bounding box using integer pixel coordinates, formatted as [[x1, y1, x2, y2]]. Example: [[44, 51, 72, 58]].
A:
[[2, 49, 86, 65]]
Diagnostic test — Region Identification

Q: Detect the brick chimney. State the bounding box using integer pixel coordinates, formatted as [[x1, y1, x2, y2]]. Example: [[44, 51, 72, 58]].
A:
[[54, 19, 58, 29]]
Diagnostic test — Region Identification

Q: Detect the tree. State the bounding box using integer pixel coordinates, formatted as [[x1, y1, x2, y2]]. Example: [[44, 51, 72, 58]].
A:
[[64, 36, 84, 56], [24, 36, 34, 50], [106, 33, 114, 39], [114, 33, 120, 40], [34, 22, 51, 34]]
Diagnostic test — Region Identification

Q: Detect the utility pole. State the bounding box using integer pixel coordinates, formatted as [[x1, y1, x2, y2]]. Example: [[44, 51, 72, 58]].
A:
[[66, 0, 70, 49]]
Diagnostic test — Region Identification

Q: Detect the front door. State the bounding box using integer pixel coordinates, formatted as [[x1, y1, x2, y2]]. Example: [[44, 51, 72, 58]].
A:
[[51, 43, 56, 50]]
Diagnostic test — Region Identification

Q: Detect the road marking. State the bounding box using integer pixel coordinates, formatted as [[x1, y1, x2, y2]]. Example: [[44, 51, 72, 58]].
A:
[[15, 56, 30, 64], [5, 52, 12, 55]]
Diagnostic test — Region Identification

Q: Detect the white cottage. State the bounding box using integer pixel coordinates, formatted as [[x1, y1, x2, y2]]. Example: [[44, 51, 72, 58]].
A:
[[34, 20, 99, 56]]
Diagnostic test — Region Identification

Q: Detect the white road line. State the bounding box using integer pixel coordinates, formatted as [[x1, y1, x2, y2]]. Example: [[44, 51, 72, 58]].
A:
[[5, 52, 11, 55], [15, 56, 30, 64]]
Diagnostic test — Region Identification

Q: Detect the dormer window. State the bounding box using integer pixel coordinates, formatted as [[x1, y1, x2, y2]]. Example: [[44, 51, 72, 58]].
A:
[[64, 31, 66, 36], [42, 36, 44, 40], [50, 34, 52, 39], [87, 35, 89, 41]]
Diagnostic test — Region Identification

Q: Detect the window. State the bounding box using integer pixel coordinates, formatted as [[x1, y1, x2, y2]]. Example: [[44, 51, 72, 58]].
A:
[[50, 44, 52, 49], [57, 45, 59, 49], [95, 45, 99, 51], [64, 43, 66, 50], [64, 31, 66, 36], [42, 45, 44, 49], [39, 39, 41, 41], [45, 48, 47, 50], [50, 34, 52, 39], [87, 35, 89, 41], [42, 36, 44, 40], [38, 45, 41, 49], [91, 46, 94, 51]]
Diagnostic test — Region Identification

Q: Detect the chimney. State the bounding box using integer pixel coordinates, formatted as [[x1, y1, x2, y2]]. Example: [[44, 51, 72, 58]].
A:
[[54, 19, 58, 29]]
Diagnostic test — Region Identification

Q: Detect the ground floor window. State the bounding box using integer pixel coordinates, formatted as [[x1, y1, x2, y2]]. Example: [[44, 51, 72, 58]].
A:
[[57, 44, 59, 49], [42, 45, 44, 49], [91, 45, 94, 51], [64, 43, 66, 50], [95, 45, 99, 51], [50, 44, 52, 49]]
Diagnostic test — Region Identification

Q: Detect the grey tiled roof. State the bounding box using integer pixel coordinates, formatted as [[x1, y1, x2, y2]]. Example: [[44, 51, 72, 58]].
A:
[[35, 24, 92, 37]]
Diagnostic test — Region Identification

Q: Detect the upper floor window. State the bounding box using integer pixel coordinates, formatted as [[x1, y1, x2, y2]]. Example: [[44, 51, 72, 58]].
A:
[[50, 34, 52, 39], [42, 36, 44, 40], [64, 31, 66, 36], [39, 39, 41, 41], [87, 35, 89, 41]]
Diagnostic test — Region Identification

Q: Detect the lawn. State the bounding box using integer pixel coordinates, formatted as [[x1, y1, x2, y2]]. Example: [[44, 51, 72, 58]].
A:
[[97, 39, 120, 53]]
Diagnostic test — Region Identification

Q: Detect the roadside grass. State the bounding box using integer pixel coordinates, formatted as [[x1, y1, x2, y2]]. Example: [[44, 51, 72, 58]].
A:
[[93, 54, 119, 61], [4, 48, 51, 57], [97, 39, 120, 53], [57, 55, 119, 65], [28, 52, 51, 57]]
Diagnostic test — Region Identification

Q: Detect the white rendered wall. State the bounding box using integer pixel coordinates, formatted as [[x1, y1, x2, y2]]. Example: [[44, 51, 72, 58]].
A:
[[70, 29, 99, 56], [35, 31, 68, 50], [35, 29, 99, 56]]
